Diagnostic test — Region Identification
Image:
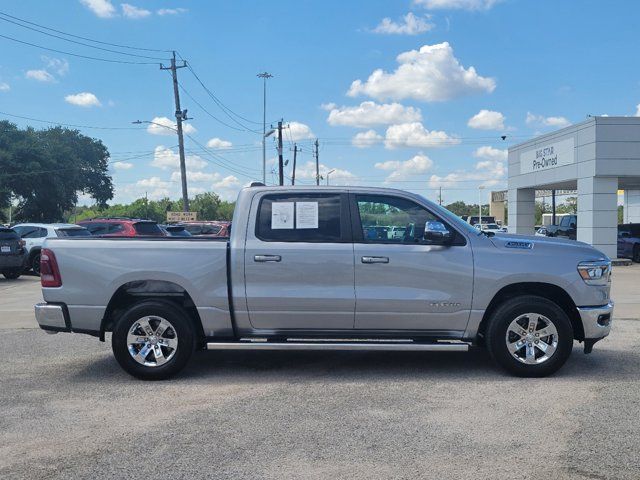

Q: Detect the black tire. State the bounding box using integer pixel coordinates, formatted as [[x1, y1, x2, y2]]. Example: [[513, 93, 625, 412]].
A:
[[486, 295, 573, 377], [111, 299, 195, 380], [31, 251, 41, 276], [633, 245, 640, 263], [3, 269, 21, 280]]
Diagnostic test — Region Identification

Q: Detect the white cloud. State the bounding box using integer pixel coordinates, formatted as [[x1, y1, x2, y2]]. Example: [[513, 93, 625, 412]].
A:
[[327, 101, 422, 128], [414, 0, 502, 10], [636, 104, 640, 117], [467, 109, 505, 130], [352, 130, 383, 148], [0, 82, 9, 92], [375, 153, 434, 181], [112, 161, 133, 170], [206, 137, 233, 149], [287, 121, 315, 140], [135, 176, 172, 199], [320, 102, 337, 111], [526, 112, 571, 129], [44, 57, 69, 76], [64, 92, 102, 107], [473, 145, 507, 162], [348, 42, 496, 102], [157, 7, 187, 15], [151, 145, 207, 171], [26, 69, 55, 82], [121, 3, 151, 18], [80, 0, 116, 18], [146, 116, 196, 136], [293, 161, 357, 185], [384, 122, 460, 149], [428, 147, 507, 189], [372, 12, 435, 35]]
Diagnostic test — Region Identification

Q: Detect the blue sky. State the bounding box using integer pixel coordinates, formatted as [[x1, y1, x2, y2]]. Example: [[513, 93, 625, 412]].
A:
[[1, 0, 638, 205]]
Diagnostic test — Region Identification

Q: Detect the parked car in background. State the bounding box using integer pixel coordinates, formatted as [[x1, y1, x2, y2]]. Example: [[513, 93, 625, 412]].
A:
[[535, 226, 549, 237], [77, 218, 165, 238], [387, 225, 406, 240], [545, 215, 577, 240], [182, 221, 231, 238], [0, 227, 27, 279], [159, 224, 192, 237], [480, 223, 507, 234], [11, 223, 91, 275], [617, 223, 640, 262]]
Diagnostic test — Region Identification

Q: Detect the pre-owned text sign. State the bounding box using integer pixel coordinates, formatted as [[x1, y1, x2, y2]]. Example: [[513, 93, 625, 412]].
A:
[[520, 138, 575, 174]]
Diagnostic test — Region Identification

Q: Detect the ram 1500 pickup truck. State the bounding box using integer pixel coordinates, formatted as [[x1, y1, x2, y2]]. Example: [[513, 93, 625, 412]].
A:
[[34, 186, 613, 379]]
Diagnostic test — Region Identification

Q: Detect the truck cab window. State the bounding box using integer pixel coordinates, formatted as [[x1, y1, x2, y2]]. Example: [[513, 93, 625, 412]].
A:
[[256, 194, 343, 242], [355, 194, 461, 245]]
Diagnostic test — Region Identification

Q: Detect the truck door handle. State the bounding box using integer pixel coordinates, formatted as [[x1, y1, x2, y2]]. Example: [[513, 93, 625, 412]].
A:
[[361, 256, 389, 264], [254, 255, 282, 263]]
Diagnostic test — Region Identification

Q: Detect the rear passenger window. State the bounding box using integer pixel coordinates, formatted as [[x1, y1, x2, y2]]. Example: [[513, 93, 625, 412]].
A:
[[256, 194, 343, 242]]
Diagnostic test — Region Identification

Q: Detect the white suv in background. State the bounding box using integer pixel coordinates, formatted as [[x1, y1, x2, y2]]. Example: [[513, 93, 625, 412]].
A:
[[11, 223, 91, 275]]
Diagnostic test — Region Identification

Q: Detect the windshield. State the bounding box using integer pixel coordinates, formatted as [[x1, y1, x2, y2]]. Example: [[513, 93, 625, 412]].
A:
[[0, 229, 19, 240]]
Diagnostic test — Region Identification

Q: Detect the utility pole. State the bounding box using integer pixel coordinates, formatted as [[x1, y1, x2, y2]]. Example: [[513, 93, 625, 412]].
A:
[[291, 143, 301, 185], [277, 120, 284, 186], [326, 169, 336, 186], [257, 72, 273, 184], [314, 139, 320, 186], [161, 51, 190, 211], [438, 186, 443, 205]]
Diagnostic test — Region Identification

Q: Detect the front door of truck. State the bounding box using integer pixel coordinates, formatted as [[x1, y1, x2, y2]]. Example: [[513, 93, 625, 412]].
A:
[[244, 192, 355, 330], [351, 193, 473, 334]]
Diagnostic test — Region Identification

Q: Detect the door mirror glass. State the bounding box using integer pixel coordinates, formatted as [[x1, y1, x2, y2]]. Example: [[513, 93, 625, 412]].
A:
[[424, 221, 452, 245]]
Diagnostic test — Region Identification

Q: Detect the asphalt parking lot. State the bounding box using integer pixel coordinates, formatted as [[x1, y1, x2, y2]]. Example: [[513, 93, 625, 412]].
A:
[[1, 270, 639, 479]]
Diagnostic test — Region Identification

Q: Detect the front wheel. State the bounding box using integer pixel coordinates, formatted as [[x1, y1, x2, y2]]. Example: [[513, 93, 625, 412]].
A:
[[111, 300, 195, 380], [486, 295, 573, 377]]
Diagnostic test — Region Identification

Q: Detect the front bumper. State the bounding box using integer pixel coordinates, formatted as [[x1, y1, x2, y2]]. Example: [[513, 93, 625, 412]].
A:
[[577, 301, 614, 340], [34, 303, 70, 333]]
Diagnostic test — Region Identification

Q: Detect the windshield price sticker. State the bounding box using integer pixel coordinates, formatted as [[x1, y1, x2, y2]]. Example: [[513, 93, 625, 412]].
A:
[[271, 202, 294, 229], [296, 202, 319, 229]]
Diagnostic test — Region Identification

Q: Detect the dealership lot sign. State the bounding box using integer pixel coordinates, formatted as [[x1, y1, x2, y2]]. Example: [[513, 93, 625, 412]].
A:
[[167, 211, 198, 222], [520, 138, 575, 174]]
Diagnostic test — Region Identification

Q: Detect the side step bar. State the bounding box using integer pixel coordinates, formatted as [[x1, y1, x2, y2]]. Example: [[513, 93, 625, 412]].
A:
[[206, 341, 469, 352]]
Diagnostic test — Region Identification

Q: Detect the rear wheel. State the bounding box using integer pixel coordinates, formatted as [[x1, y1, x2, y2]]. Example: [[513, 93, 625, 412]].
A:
[[31, 251, 41, 276], [2, 269, 21, 280], [486, 295, 573, 377], [111, 300, 195, 380]]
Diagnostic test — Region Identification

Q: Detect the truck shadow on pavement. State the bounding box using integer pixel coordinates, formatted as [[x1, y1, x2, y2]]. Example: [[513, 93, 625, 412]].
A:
[[72, 345, 636, 383]]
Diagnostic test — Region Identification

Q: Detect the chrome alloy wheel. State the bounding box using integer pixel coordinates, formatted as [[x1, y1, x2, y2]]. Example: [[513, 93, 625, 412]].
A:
[[127, 316, 178, 367], [505, 313, 559, 365]]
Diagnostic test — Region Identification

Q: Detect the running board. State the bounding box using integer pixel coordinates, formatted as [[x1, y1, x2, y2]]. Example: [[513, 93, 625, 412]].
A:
[[206, 341, 469, 352]]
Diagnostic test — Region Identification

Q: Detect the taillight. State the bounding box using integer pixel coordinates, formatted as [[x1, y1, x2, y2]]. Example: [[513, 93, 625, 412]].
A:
[[41, 248, 62, 287], [19, 239, 26, 248]]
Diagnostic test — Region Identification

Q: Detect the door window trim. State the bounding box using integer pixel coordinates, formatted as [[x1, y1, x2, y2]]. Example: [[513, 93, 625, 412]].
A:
[[349, 193, 467, 246], [254, 192, 352, 243]]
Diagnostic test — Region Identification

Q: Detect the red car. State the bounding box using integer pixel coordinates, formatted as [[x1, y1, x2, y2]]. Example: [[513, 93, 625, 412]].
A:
[[77, 218, 166, 237], [182, 221, 231, 238]]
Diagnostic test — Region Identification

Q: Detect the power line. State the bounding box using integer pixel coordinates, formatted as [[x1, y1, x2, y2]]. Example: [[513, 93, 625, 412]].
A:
[[0, 32, 161, 65], [0, 110, 146, 130], [0, 11, 171, 52], [0, 14, 169, 60]]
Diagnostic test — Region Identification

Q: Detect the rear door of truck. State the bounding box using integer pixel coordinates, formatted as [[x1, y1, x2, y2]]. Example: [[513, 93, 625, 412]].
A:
[[243, 191, 355, 330]]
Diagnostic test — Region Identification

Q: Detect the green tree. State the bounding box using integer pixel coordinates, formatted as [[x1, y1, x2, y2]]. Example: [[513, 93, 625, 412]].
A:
[[0, 121, 113, 222]]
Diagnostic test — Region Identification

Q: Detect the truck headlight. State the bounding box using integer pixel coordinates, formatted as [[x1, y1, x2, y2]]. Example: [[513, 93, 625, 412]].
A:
[[577, 260, 611, 286]]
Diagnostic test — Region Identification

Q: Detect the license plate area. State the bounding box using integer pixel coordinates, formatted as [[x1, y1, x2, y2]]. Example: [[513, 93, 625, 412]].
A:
[[1, 245, 11, 253]]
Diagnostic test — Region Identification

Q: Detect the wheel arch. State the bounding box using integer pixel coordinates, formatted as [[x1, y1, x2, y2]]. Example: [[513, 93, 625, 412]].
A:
[[478, 282, 584, 342], [100, 279, 205, 345]]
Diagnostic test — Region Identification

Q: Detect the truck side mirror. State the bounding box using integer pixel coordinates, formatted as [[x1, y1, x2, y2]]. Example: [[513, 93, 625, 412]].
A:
[[424, 221, 453, 245]]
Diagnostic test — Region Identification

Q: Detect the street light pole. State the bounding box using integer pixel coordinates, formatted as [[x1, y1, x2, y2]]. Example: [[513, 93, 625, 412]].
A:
[[257, 72, 272, 184], [326, 169, 335, 185], [478, 186, 485, 227]]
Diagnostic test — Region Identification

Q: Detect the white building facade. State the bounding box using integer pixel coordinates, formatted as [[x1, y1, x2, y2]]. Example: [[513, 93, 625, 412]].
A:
[[508, 117, 640, 258]]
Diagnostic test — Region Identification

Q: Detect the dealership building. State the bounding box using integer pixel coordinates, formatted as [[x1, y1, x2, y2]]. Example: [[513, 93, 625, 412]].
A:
[[507, 116, 640, 258]]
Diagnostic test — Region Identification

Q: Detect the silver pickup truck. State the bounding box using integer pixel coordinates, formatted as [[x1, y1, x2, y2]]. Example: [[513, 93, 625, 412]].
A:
[[35, 185, 613, 379]]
